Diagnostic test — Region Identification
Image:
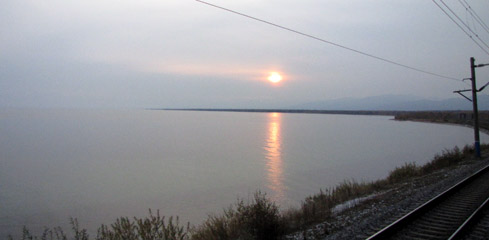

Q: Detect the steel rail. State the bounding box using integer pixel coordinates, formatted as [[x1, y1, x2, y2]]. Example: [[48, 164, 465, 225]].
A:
[[447, 196, 489, 239], [366, 163, 489, 240]]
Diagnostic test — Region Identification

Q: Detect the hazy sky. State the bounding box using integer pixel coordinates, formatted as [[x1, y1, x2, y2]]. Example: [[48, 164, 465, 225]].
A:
[[2, 0, 489, 109]]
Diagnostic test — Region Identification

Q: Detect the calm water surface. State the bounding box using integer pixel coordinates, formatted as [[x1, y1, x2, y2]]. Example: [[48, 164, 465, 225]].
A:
[[1, 109, 487, 237]]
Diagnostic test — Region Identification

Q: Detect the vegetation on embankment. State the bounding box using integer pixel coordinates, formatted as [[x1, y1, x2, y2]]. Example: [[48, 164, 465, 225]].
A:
[[395, 111, 489, 131], [9, 144, 489, 240]]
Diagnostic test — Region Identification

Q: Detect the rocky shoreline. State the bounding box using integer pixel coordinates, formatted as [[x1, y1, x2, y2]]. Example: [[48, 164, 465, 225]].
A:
[[287, 156, 489, 240]]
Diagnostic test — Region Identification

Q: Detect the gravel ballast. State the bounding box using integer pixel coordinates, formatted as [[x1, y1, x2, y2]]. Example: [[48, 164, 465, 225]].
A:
[[287, 157, 489, 240]]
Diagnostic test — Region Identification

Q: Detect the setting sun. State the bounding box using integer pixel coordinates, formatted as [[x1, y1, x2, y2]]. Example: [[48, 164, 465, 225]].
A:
[[267, 72, 282, 83]]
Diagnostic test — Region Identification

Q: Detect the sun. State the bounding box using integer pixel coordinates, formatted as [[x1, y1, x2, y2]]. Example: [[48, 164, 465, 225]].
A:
[[267, 72, 283, 83]]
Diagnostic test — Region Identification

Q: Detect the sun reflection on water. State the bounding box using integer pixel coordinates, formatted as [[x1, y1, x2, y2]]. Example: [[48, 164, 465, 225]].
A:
[[264, 112, 285, 203]]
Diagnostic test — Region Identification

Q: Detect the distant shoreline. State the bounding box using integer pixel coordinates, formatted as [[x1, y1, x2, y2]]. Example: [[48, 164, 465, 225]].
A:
[[153, 108, 489, 132], [394, 111, 489, 132], [152, 108, 405, 116]]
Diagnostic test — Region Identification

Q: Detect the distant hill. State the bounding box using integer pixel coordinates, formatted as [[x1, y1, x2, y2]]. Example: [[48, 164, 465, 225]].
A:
[[293, 95, 489, 111]]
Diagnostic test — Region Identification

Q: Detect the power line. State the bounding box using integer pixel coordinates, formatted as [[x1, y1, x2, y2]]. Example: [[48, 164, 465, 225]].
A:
[[195, 0, 461, 82], [432, 0, 489, 55], [458, 0, 487, 35], [438, 0, 489, 50], [460, 0, 489, 35], [463, 7, 477, 34]]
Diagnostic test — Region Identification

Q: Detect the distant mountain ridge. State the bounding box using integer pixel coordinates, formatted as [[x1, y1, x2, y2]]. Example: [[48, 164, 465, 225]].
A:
[[293, 95, 489, 111]]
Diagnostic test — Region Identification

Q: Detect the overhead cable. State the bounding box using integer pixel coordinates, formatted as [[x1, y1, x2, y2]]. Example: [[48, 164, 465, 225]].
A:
[[195, 0, 461, 82], [458, 0, 488, 35], [460, 0, 489, 35], [433, 0, 489, 55], [439, 0, 489, 50]]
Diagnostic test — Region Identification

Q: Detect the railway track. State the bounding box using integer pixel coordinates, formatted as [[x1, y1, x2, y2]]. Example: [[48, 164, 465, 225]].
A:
[[366, 163, 489, 240]]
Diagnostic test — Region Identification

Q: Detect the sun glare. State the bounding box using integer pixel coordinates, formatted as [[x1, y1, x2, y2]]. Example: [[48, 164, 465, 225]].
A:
[[267, 72, 282, 83]]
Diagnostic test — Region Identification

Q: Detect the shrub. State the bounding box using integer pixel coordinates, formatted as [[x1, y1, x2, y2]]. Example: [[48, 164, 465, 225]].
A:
[[9, 211, 189, 240], [191, 191, 286, 240], [238, 192, 285, 240], [8, 219, 85, 240], [421, 147, 463, 174], [295, 179, 387, 230], [96, 210, 189, 240], [300, 189, 332, 225], [387, 162, 420, 184]]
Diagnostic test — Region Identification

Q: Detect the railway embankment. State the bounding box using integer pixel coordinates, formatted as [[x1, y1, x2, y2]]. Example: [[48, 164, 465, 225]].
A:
[[288, 150, 489, 240]]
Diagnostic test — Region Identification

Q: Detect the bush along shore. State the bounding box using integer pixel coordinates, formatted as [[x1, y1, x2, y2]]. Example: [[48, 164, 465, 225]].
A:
[[9, 144, 489, 240]]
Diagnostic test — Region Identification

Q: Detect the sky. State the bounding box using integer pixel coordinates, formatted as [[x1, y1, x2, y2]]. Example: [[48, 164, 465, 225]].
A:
[[1, 0, 489, 109]]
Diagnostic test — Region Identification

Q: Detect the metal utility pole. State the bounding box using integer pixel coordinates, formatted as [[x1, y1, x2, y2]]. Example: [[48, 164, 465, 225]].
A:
[[454, 57, 489, 158], [470, 57, 481, 158]]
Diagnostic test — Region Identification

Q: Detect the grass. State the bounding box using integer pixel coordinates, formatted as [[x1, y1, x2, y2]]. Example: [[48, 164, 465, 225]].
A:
[[191, 191, 286, 240], [8, 144, 487, 240], [386, 144, 489, 184], [11, 210, 189, 240]]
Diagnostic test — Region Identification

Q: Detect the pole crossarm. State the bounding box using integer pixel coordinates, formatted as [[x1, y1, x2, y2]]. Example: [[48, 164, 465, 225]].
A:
[[475, 63, 489, 68], [478, 81, 489, 92], [454, 90, 473, 102]]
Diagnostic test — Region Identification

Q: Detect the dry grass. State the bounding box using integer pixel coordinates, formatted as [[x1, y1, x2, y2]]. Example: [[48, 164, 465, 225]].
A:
[[9, 211, 189, 240], [283, 144, 485, 234], [191, 191, 286, 240]]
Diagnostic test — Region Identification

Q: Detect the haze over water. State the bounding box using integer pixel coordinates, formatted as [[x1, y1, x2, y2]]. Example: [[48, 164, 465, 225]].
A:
[[1, 109, 487, 237]]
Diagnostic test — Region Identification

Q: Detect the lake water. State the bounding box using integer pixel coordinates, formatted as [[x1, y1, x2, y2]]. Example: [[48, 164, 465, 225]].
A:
[[1, 109, 487, 237]]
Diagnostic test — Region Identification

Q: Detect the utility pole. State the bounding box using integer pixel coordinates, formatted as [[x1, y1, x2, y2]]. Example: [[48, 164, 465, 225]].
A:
[[454, 57, 489, 158], [470, 57, 481, 158]]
